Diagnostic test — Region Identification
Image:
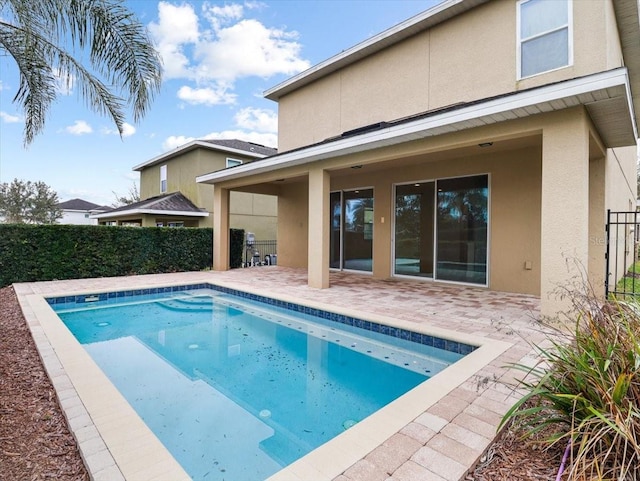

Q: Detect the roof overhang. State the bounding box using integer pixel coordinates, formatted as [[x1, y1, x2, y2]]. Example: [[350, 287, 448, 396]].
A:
[[90, 209, 209, 219], [264, 0, 490, 101], [614, 0, 640, 131], [199, 68, 637, 185], [133, 140, 270, 172]]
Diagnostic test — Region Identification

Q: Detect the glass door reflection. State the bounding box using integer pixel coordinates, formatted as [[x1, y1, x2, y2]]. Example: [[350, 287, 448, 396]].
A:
[[394, 183, 434, 277], [330, 189, 374, 272]]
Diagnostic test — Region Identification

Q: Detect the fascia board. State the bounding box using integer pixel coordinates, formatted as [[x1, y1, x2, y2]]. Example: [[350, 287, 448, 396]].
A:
[[133, 141, 270, 171], [198, 68, 633, 185], [91, 209, 209, 219]]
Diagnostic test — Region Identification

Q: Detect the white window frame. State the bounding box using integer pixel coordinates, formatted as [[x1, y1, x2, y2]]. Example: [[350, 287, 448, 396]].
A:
[[226, 158, 243, 168], [160, 164, 167, 193], [517, 0, 573, 80]]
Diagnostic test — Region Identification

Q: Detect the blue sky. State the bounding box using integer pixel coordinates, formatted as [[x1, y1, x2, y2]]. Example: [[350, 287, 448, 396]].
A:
[[0, 0, 440, 206]]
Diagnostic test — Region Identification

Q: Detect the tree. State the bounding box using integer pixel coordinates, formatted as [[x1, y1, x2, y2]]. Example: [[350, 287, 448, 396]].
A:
[[112, 181, 140, 207], [0, 178, 62, 223], [0, 0, 162, 145]]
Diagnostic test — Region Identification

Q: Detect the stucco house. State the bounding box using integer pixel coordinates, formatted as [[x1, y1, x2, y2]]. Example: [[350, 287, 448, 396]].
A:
[[57, 198, 109, 225], [198, 0, 639, 317], [92, 139, 278, 240]]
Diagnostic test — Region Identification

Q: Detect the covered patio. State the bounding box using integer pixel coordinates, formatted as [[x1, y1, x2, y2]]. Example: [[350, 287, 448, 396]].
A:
[[16, 267, 546, 481]]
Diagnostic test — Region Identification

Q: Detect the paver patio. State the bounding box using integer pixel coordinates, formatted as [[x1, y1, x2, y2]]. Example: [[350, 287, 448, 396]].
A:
[[14, 266, 546, 481]]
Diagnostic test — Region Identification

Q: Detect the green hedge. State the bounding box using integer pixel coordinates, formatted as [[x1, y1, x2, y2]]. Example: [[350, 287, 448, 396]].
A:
[[0, 224, 244, 287]]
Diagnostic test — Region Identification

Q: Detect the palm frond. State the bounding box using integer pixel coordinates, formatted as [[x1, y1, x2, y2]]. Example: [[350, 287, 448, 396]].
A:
[[0, 0, 162, 144]]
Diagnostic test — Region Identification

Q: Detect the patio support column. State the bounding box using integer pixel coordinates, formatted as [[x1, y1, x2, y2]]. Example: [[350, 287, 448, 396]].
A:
[[540, 107, 590, 318], [213, 185, 230, 271], [308, 168, 330, 288]]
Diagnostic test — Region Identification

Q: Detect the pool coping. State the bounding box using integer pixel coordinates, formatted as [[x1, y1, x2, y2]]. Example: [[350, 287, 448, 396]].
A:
[[16, 275, 513, 481]]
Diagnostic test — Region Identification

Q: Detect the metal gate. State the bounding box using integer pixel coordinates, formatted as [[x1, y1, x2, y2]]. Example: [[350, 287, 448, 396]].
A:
[[605, 210, 640, 298]]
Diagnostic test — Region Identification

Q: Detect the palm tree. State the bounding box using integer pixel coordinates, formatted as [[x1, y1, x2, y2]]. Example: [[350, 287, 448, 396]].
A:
[[0, 0, 162, 145]]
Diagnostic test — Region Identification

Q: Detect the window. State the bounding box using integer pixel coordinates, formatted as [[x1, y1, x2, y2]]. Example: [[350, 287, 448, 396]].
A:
[[160, 164, 167, 193], [226, 158, 243, 168], [518, 0, 571, 78], [168, 222, 184, 228]]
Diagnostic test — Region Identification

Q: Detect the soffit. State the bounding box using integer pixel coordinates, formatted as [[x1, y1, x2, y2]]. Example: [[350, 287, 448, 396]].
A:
[[613, 0, 640, 134]]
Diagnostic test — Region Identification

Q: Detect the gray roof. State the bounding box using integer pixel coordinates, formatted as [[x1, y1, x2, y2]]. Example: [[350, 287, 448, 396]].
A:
[[199, 139, 277, 156], [57, 198, 101, 210], [99, 192, 205, 215]]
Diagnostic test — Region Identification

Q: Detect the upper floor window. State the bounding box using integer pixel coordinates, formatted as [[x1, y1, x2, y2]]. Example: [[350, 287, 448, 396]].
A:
[[518, 0, 571, 79], [226, 158, 243, 168], [160, 164, 167, 193]]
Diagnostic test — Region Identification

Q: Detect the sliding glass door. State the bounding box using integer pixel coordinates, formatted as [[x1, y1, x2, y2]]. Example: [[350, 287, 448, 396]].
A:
[[393, 175, 488, 285], [394, 182, 435, 277], [330, 189, 374, 272], [436, 176, 488, 284]]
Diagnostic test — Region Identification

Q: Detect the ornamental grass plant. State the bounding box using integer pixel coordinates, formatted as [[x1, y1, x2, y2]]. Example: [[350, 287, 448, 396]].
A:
[[501, 289, 640, 480]]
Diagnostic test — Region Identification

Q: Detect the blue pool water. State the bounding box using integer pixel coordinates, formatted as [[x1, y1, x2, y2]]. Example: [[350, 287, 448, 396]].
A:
[[51, 286, 469, 481]]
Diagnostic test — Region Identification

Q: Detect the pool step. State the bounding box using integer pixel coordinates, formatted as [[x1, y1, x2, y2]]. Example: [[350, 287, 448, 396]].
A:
[[157, 297, 216, 313], [259, 431, 309, 466]]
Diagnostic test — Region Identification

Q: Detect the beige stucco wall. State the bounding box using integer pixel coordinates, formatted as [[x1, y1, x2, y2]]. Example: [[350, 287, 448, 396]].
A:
[[138, 148, 277, 238], [603, 145, 638, 288], [276, 181, 309, 268], [277, 0, 623, 152]]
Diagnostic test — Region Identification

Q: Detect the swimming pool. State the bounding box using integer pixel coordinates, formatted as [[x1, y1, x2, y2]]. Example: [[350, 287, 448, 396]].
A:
[[48, 283, 475, 481]]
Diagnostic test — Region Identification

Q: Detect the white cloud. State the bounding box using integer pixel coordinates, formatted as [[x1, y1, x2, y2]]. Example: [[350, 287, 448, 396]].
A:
[[121, 123, 136, 137], [234, 107, 277, 133], [52, 67, 75, 95], [203, 130, 277, 149], [148, 1, 310, 101], [177, 85, 236, 106], [0, 111, 21, 123], [162, 135, 196, 151], [148, 2, 200, 79], [102, 122, 136, 137], [0, 81, 6, 91], [203, 3, 244, 30], [195, 19, 309, 82], [65, 120, 93, 135], [162, 129, 276, 152]]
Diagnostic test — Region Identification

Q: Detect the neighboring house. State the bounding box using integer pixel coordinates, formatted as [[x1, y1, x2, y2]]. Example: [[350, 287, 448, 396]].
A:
[[57, 198, 109, 225], [92, 139, 278, 239], [198, 0, 640, 317]]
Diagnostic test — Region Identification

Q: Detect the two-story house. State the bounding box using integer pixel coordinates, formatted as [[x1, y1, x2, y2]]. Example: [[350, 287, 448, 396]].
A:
[[198, 0, 640, 316], [93, 139, 278, 240]]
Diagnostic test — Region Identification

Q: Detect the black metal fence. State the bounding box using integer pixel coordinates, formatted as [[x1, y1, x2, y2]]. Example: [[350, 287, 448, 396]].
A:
[[243, 240, 277, 267], [605, 210, 640, 298]]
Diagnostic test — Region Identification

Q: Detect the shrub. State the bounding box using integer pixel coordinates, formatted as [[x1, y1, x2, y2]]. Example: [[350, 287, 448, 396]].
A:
[[501, 291, 640, 480], [0, 224, 244, 287]]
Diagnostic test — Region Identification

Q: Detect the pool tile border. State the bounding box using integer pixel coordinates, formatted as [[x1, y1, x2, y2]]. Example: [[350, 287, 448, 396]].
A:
[[47, 283, 477, 356]]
